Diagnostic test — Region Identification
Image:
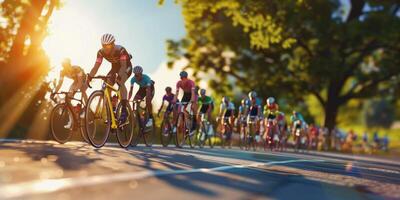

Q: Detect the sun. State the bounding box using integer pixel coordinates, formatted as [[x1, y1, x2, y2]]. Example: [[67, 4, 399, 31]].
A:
[[42, 2, 99, 89]]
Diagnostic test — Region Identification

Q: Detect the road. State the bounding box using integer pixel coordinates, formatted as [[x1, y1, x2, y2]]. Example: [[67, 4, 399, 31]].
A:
[[0, 139, 399, 200]]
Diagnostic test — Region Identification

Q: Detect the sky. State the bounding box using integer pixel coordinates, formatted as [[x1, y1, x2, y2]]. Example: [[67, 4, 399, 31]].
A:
[[43, 0, 188, 104]]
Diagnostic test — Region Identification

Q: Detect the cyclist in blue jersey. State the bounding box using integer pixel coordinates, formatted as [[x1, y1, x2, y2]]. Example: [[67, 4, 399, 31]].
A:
[[128, 66, 155, 127]]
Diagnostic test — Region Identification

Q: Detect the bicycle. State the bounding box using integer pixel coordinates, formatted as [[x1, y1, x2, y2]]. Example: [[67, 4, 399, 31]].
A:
[[246, 116, 258, 151], [130, 99, 155, 147], [196, 113, 214, 148], [85, 76, 135, 148], [218, 117, 233, 148], [264, 118, 279, 151], [175, 102, 196, 148], [237, 116, 248, 150], [159, 109, 174, 147], [49, 92, 89, 144]]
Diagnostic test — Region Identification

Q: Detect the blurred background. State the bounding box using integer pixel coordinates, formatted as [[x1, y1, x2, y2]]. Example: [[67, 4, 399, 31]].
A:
[[0, 0, 399, 154]]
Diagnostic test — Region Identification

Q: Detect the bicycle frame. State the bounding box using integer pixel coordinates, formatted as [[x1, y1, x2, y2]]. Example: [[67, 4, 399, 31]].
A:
[[104, 82, 121, 129], [91, 79, 121, 130], [51, 92, 85, 124]]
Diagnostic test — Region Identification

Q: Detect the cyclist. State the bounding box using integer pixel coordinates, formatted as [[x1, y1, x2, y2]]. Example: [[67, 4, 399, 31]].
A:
[[87, 33, 132, 123], [263, 97, 280, 136], [197, 89, 214, 123], [218, 96, 235, 142], [290, 110, 306, 134], [173, 71, 198, 135], [52, 58, 88, 129], [237, 98, 250, 125], [53, 58, 88, 102], [157, 86, 176, 117], [246, 91, 262, 141], [128, 66, 155, 127]]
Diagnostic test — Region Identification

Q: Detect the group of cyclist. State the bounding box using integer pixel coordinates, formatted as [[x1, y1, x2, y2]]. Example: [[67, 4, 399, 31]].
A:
[[52, 33, 310, 149]]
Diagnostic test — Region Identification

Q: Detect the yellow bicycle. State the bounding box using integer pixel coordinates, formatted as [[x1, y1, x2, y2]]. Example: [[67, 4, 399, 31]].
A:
[[85, 76, 135, 148]]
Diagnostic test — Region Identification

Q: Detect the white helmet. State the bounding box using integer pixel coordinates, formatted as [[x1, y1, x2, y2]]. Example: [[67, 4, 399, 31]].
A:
[[101, 33, 115, 45], [267, 97, 275, 105], [248, 91, 257, 99]]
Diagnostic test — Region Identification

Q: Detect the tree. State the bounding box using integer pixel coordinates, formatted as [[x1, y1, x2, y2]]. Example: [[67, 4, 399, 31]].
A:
[[164, 0, 400, 134], [0, 0, 60, 137]]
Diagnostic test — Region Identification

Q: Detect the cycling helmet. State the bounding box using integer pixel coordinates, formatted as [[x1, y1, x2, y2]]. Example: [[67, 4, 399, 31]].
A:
[[101, 33, 115, 45], [62, 58, 71, 66], [179, 71, 188, 78], [267, 97, 275, 105], [133, 66, 143, 74], [241, 98, 250, 105], [165, 86, 172, 93], [248, 91, 257, 99], [200, 89, 206, 96]]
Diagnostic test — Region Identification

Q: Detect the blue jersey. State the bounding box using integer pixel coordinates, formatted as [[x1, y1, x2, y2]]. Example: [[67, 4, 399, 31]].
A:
[[130, 74, 153, 88]]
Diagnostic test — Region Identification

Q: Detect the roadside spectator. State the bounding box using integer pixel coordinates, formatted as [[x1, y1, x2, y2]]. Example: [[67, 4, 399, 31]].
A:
[[343, 129, 356, 152], [373, 131, 380, 150], [362, 131, 371, 153], [382, 133, 389, 152]]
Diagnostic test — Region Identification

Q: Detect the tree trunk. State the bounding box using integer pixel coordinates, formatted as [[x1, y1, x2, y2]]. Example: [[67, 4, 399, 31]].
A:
[[8, 0, 47, 64]]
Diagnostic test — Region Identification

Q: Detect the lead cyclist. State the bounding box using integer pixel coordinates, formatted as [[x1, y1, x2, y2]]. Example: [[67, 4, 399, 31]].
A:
[[86, 33, 133, 124]]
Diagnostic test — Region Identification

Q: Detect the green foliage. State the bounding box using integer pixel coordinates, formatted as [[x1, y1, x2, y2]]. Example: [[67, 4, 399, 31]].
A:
[[166, 0, 400, 129], [364, 100, 395, 128]]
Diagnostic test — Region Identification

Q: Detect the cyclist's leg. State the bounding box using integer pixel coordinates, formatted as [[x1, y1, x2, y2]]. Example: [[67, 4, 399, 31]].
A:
[[145, 84, 155, 119], [190, 94, 198, 132], [79, 75, 88, 104], [116, 65, 131, 123]]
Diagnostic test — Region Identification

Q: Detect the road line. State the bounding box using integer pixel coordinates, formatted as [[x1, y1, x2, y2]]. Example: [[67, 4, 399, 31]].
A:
[[0, 159, 324, 199]]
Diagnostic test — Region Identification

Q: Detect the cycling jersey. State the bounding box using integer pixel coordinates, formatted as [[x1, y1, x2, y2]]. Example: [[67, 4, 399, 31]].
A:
[[163, 94, 175, 112], [96, 45, 132, 65], [221, 102, 235, 117], [130, 74, 154, 88], [198, 96, 213, 114], [176, 79, 195, 93], [290, 113, 305, 124], [61, 65, 85, 80], [264, 103, 279, 119], [198, 96, 213, 105]]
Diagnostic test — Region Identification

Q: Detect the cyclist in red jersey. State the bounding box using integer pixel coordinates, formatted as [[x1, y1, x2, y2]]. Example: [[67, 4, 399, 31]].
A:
[[86, 34, 132, 123], [173, 71, 198, 135]]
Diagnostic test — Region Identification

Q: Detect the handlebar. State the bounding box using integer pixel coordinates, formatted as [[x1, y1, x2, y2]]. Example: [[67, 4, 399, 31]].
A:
[[50, 91, 82, 104], [86, 75, 112, 89]]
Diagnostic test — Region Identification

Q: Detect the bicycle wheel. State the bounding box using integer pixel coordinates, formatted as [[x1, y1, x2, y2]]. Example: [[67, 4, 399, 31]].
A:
[[175, 113, 185, 148], [143, 115, 155, 147], [208, 124, 215, 148], [186, 115, 195, 148], [116, 103, 135, 148], [79, 109, 89, 143], [197, 122, 206, 148], [160, 116, 172, 147], [130, 109, 141, 147], [239, 126, 246, 150], [85, 90, 111, 148], [50, 104, 73, 144]]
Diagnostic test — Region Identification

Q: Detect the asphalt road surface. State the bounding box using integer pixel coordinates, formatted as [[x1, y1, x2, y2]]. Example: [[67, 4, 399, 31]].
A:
[[0, 139, 399, 200]]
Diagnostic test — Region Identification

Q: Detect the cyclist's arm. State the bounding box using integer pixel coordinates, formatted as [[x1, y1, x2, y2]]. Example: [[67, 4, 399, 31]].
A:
[[174, 82, 180, 103], [54, 72, 64, 93], [257, 105, 262, 118], [128, 84, 134, 100], [89, 52, 103, 78], [158, 99, 165, 113], [219, 104, 225, 118]]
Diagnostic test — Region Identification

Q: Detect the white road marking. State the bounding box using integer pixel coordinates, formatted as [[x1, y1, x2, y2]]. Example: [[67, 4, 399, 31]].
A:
[[0, 159, 324, 199]]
